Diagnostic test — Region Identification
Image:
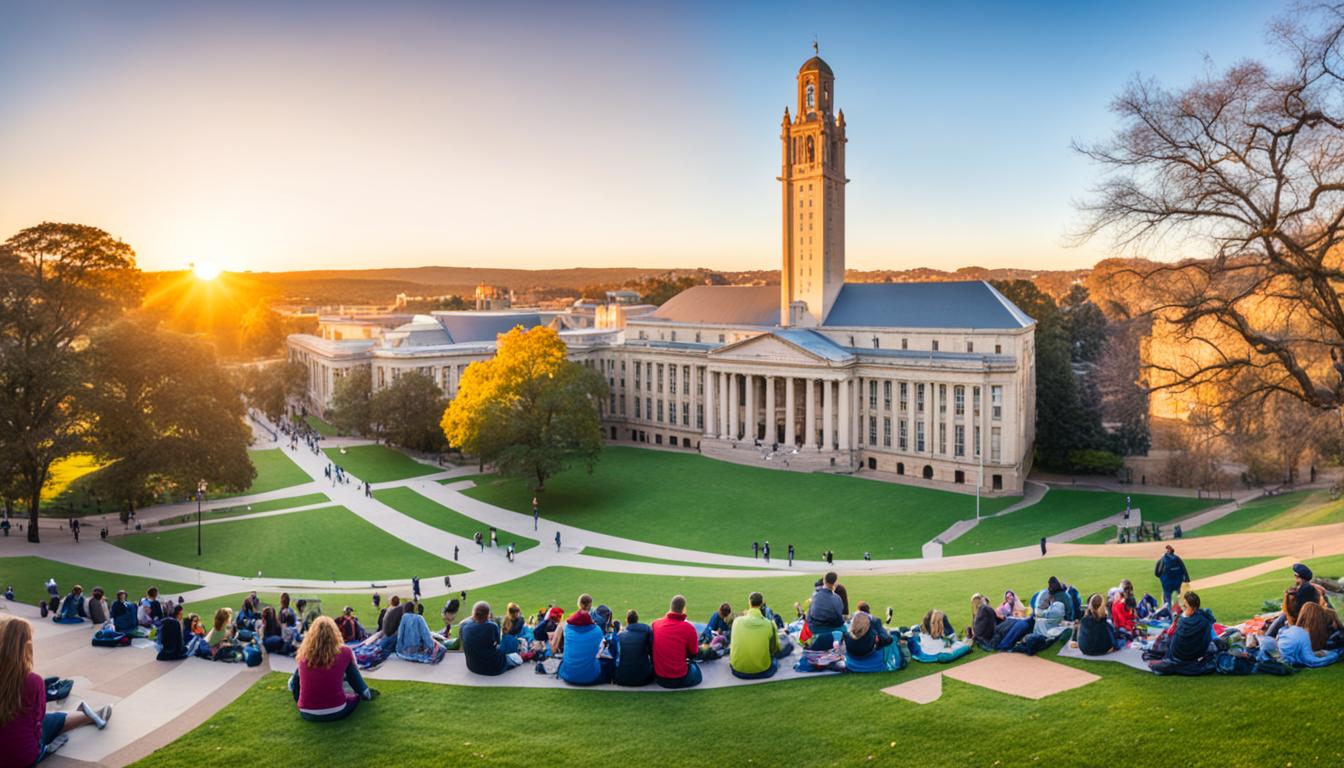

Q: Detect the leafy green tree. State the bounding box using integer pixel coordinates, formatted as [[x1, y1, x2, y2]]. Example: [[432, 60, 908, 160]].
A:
[[441, 326, 607, 490], [82, 319, 254, 515], [239, 301, 285, 358], [0, 223, 141, 542], [245, 360, 307, 423], [371, 371, 448, 452], [329, 367, 373, 436]]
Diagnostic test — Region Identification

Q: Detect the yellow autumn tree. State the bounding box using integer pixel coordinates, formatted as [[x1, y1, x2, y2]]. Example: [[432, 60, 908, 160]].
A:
[[441, 326, 607, 490]]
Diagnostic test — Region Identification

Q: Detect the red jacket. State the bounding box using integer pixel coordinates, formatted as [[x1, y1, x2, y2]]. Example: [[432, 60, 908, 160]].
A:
[[651, 611, 698, 679], [1110, 597, 1136, 633]]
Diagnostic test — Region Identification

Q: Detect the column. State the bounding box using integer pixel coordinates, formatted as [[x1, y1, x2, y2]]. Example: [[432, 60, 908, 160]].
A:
[[764, 375, 776, 444], [744, 374, 756, 442], [822, 379, 834, 450], [720, 372, 731, 439], [838, 379, 850, 450], [804, 379, 817, 448], [728, 373, 739, 439], [703, 367, 716, 436], [785, 377, 796, 446]]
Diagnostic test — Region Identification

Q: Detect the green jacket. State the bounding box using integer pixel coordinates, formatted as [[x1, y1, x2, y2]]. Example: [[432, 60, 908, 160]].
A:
[[729, 608, 780, 675]]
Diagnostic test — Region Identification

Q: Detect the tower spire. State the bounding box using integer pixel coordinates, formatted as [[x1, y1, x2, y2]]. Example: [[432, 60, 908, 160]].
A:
[[812, 37, 819, 56]]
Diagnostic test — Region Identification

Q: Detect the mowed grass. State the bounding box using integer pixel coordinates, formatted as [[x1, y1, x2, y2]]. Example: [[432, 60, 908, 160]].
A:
[[1188, 490, 1344, 538], [373, 487, 538, 552], [944, 489, 1218, 555], [1195, 553, 1344, 623], [111, 506, 466, 581], [228, 449, 312, 497], [180, 555, 1263, 636], [155, 493, 330, 526], [303, 414, 338, 437], [323, 445, 441, 483], [140, 556, 1340, 768], [41, 454, 107, 502], [463, 447, 1016, 559], [0, 556, 197, 604], [577, 546, 773, 571]]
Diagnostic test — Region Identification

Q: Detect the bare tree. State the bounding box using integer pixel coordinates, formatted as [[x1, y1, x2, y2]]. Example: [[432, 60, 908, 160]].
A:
[[1077, 4, 1344, 412]]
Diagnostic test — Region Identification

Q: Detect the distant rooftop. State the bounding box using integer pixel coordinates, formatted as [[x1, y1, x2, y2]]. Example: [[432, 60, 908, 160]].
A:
[[822, 281, 1034, 330]]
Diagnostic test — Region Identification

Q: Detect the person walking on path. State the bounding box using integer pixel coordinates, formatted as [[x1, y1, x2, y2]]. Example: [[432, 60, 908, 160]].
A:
[[411, 577, 421, 601], [763, 541, 770, 563], [787, 544, 794, 567], [555, 531, 562, 551], [490, 528, 498, 548], [1040, 537, 1047, 557], [1154, 544, 1190, 609], [532, 497, 539, 530], [453, 545, 459, 561], [475, 532, 484, 553]]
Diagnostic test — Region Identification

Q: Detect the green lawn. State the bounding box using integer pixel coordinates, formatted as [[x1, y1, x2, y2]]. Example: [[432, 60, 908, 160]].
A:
[[1194, 553, 1344, 623], [303, 414, 338, 437], [155, 493, 330, 526], [944, 489, 1218, 555], [462, 447, 1017, 559], [0, 556, 197, 604], [179, 555, 1263, 637], [141, 554, 1337, 768], [323, 445, 442, 483], [577, 546, 772, 571], [373, 487, 538, 552], [1188, 490, 1344, 538], [38, 454, 110, 516], [229, 449, 312, 497], [111, 506, 466, 581]]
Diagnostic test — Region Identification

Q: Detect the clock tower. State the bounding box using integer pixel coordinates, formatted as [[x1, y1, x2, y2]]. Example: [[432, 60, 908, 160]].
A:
[[780, 53, 847, 327]]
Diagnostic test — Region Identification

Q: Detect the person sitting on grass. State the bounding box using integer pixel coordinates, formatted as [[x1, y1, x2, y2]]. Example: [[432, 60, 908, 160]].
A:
[[462, 601, 522, 676], [499, 602, 528, 655], [334, 607, 360, 643], [289, 616, 378, 721], [805, 573, 846, 650], [205, 608, 237, 656], [86, 588, 109, 627], [362, 596, 404, 652], [701, 602, 734, 644], [140, 587, 164, 627], [260, 606, 289, 655], [967, 594, 999, 648], [555, 594, 610, 686], [1032, 593, 1068, 638], [235, 597, 260, 632], [1045, 577, 1077, 621], [1165, 592, 1215, 664], [652, 595, 701, 689], [440, 599, 464, 651], [393, 610, 445, 664], [921, 609, 956, 641], [1255, 601, 1341, 668], [614, 610, 654, 687], [1110, 588, 1138, 638], [1076, 594, 1123, 656], [997, 589, 1027, 620], [0, 617, 113, 764], [110, 590, 139, 635], [156, 605, 192, 661], [1295, 602, 1344, 653], [53, 585, 86, 624], [730, 592, 782, 680], [531, 606, 563, 659], [842, 610, 894, 672]]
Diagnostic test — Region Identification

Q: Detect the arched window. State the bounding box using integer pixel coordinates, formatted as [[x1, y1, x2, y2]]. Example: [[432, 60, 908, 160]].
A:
[[806, 83, 815, 109], [806, 136, 815, 163]]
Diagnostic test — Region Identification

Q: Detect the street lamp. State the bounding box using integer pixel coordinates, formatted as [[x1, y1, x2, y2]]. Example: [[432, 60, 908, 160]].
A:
[[195, 479, 207, 557]]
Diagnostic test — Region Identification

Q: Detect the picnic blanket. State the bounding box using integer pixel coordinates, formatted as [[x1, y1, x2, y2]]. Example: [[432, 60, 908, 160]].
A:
[[1057, 641, 1153, 672]]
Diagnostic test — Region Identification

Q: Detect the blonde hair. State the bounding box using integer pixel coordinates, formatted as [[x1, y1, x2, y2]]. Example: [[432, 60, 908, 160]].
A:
[[297, 615, 343, 670], [0, 617, 35, 726], [212, 607, 233, 631], [923, 610, 948, 639], [971, 593, 988, 617], [1086, 593, 1108, 621], [848, 611, 871, 640]]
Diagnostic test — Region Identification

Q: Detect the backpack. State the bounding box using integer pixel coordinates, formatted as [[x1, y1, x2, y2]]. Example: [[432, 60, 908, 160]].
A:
[[1215, 651, 1254, 675], [244, 644, 263, 667], [43, 677, 73, 701], [1253, 658, 1296, 676], [91, 629, 131, 647]]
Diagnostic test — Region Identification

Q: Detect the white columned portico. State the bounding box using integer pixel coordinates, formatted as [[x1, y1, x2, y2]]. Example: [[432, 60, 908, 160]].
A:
[[719, 372, 730, 439], [728, 373, 739, 439], [822, 379, 834, 450], [703, 367, 716, 436], [764, 375, 776, 445], [744, 373, 756, 442], [804, 378, 817, 448], [838, 379, 850, 450], [785, 377, 796, 446]]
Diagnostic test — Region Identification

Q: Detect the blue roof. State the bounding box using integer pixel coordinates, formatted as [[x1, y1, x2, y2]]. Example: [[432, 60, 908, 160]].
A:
[[433, 312, 544, 344], [773, 328, 853, 362], [822, 281, 1034, 329]]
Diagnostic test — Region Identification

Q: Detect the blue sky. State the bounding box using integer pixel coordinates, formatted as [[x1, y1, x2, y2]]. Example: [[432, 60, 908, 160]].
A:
[[0, 0, 1288, 272]]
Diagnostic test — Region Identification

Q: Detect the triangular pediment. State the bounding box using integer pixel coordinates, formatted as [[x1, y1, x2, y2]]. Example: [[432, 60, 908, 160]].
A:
[[710, 331, 853, 366]]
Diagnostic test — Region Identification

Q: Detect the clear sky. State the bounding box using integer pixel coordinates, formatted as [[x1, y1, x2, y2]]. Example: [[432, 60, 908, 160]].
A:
[[0, 0, 1287, 273]]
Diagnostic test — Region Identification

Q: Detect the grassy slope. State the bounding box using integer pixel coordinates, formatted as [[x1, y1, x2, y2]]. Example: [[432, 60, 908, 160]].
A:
[[41, 454, 107, 502], [1194, 553, 1344, 623], [577, 546, 772, 571], [303, 414, 338, 437], [180, 555, 1263, 634], [463, 447, 1016, 560], [111, 506, 466, 581], [1189, 490, 1344, 538], [945, 489, 1217, 555], [322, 445, 441, 483], [373, 487, 538, 552], [155, 493, 330, 526], [234, 449, 312, 496], [0, 556, 197, 603]]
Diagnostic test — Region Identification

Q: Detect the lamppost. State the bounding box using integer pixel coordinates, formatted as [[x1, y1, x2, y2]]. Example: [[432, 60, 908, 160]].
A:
[[195, 479, 207, 557]]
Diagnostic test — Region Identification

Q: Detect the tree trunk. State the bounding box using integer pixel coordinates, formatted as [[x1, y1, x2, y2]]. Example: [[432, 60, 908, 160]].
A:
[[26, 489, 40, 543], [535, 468, 547, 492]]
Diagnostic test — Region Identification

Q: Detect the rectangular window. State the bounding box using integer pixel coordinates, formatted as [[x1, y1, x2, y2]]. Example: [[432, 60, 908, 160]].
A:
[[682, 402, 689, 426], [939, 422, 947, 454], [657, 364, 664, 393], [620, 396, 626, 416], [991, 427, 1002, 462], [954, 425, 965, 457], [646, 363, 652, 391], [899, 383, 908, 412], [869, 380, 877, 409], [657, 399, 664, 422], [899, 420, 908, 451], [646, 398, 652, 421], [992, 386, 1003, 420], [973, 386, 981, 418], [966, 341, 974, 353], [932, 340, 940, 352], [883, 417, 891, 448], [916, 421, 925, 453], [995, 344, 1002, 354], [883, 381, 892, 409], [939, 384, 947, 415], [916, 384, 925, 413], [635, 398, 642, 418], [667, 365, 675, 394], [609, 393, 615, 412], [974, 425, 980, 457], [869, 416, 877, 446], [697, 368, 704, 395], [696, 404, 703, 429], [954, 386, 965, 417], [901, 338, 908, 350]]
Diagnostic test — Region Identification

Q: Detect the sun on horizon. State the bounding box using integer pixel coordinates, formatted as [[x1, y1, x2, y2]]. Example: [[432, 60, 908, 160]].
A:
[[192, 261, 222, 281]]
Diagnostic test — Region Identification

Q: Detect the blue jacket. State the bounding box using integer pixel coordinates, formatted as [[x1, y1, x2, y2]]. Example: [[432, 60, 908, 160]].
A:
[[842, 616, 892, 659], [558, 621, 604, 685], [1258, 626, 1341, 668], [1167, 608, 1215, 662], [111, 600, 138, 633], [614, 623, 653, 686], [1156, 553, 1189, 587]]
